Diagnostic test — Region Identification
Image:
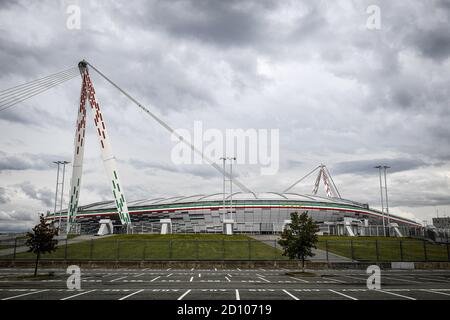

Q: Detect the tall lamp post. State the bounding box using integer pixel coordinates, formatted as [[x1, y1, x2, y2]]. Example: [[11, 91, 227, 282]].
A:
[[383, 165, 391, 225], [375, 165, 386, 236], [53, 160, 70, 233]]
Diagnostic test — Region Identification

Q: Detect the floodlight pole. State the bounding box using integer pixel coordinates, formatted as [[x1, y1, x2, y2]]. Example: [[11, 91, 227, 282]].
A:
[[53, 161, 61, 219], [229, 157, 236, 220], [375, 165, 386, 236], [220, 157, 226, 222], [383, 166, 391, 225], [59, 161, 70, 232]]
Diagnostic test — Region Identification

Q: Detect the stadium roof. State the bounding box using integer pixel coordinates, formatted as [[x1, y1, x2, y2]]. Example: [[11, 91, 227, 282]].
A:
[[80, 192, 368, 211]]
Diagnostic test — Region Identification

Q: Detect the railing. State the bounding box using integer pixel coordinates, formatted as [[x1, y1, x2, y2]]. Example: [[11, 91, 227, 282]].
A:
[[1, 238, 449, 262]]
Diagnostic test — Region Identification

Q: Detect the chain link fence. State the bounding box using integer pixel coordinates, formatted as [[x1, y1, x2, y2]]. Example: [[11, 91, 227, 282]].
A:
[[1, 238, 450, 262]]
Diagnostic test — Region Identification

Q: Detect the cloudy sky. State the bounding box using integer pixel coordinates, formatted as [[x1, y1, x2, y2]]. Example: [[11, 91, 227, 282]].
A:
[[0, 0, 449, 232]]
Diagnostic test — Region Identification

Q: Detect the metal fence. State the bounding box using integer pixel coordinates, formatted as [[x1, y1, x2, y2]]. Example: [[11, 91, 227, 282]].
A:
[[1, 238, 449, 262]]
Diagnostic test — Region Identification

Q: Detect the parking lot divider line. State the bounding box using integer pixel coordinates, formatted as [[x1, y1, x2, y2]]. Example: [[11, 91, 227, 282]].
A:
[[119, 289, 144, 300], [282, 289, 299, 300], [235, 289, 240, 300], [150, 276, 160, 282], [60, 289, 96, 301], [375, 289, 416, 300], [2, 289, 49, 301], [167, 273, 173, 277], [177, 289, 191, 300], [288, 276, 309, 283], [225, 277, 231, 282], [383, 276, 421, 284], [258, 277, 270, 283], [328, 289, 358, 300], [420, 289, 450, 297], [190, 277, 193, 282], [111, 276, 128, 282]]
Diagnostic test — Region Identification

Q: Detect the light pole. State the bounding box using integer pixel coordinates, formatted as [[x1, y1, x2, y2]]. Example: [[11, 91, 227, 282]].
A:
[[53, 161, 61, 220], [375, 165, 386, 236], [220, 157, 226, 222], [383, 165, 391, 225], [228, 157, 236, 221], [53, 160, 70, 234], [220, 156, 237, 221]]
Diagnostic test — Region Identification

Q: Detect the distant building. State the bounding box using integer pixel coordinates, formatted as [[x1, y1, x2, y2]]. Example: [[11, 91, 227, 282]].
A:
[[432, 217, 450, 229]]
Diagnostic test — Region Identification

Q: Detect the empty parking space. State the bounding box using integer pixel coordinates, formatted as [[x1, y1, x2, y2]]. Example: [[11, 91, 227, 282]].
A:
[[0, 269, 449, 300]]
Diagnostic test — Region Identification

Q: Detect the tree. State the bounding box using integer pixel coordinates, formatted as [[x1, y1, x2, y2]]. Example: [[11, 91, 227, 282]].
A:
[[25, 214, 59, 277], [278, 211, 319, 271]]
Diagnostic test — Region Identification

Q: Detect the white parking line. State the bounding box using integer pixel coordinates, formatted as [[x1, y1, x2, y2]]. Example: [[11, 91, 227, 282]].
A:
[[235, 289, 240, 300], [111, 276, 128, 282], [225, 276, 231, 282], [150, 276, 161, 282], [215, 268, 217, 271], [178, 289, 191, 300], [2, 289, 49, 300], [256, 273, 264, 277], [236, 268, 241, 271], [288, 276, 309, 283], [199, 273, 201, 278], [167, 273, 173, 277], [134, 273, 145, 278], [383, 276, 421, 284], [376, 289, 416, 300], [324, 277, 346, 283], [258, 277, 270, 283], [119, 289, 144, 300], [190, 268, 194, 271], [340, 275, 365, 281], [282, 289, 299, 300], [417, 277, 450, 283], [328, 289, 358, 300], [420, 289, 450, 297], [227, 274, 232, 278], [166, 268, 171, 271], [60, 289, 96, 300], [190, 276, 194, 282]]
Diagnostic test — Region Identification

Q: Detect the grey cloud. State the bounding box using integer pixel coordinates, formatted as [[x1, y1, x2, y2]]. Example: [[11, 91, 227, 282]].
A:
[[15, 181, 54, 207], [0, 187, 9, 204], [0, 151, 69, 172], [123, 0, 278, 48], [128, 158, 218, 179], [408, 24, 450, 61], [332, 158, 428, 176]]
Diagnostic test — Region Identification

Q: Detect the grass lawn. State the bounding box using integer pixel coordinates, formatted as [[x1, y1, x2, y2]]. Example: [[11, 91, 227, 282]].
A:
[[15, 234, 288, 261], [317, 236, 449, 261]]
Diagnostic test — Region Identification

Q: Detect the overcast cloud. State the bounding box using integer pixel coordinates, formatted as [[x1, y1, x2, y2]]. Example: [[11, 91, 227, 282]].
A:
[[0, 0, 449, 231]]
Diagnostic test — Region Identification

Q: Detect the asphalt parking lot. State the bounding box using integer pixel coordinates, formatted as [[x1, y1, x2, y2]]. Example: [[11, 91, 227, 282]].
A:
[[0, 268, 449, 300]]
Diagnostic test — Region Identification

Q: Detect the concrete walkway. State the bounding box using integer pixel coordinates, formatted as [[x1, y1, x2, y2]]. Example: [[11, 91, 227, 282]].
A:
[[0, 234, 113, 257], [249, 235, 351, 262]]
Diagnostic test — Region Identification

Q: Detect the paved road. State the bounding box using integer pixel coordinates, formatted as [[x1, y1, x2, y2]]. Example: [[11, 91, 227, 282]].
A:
[[0, 268, 449, 300]]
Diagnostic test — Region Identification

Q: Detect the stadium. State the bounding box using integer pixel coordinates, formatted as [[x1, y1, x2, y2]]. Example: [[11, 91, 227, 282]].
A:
[[49, 191, 422, 236], [43, 62, 423, 237]]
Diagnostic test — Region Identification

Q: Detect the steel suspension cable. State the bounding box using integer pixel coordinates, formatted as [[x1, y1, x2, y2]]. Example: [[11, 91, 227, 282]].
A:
[[0, 70, 79, 105], [0, 67, 77, 95], [0, 71, 79, 112], [0, 68, 78, 101], [283, 165, 321, 193], [84, 60, 254, 194]]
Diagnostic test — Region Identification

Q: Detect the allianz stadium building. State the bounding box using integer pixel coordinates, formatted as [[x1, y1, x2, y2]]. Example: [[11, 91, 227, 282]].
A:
[[50, 192, 422, 235]]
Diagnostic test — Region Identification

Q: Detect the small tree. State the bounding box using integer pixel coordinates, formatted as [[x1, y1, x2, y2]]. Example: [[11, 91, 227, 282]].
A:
[[278, 211, 319, 271], [25, 214, 59, 277]]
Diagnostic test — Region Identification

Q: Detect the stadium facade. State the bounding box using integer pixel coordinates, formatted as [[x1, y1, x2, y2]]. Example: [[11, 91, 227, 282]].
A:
[[49, 192, 422, 235]]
